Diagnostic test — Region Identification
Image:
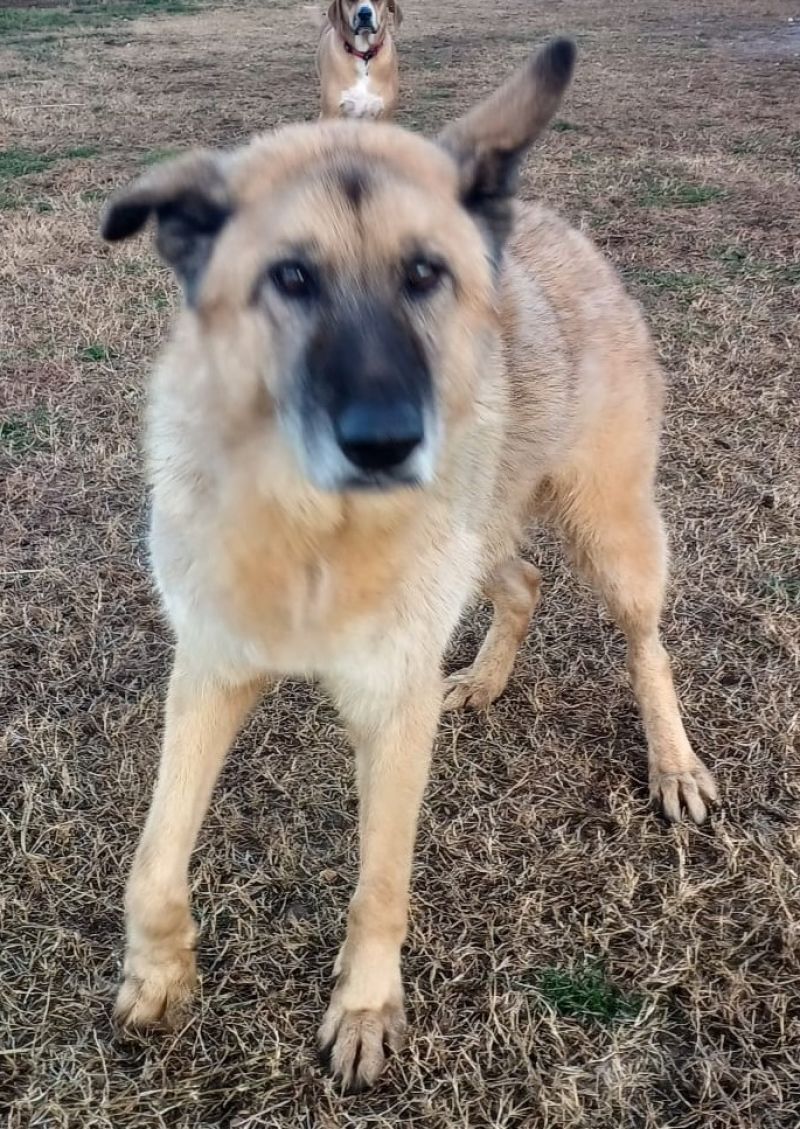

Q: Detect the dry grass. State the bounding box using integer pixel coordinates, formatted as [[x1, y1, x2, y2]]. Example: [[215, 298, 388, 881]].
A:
[[2, 1, 799, 1125]]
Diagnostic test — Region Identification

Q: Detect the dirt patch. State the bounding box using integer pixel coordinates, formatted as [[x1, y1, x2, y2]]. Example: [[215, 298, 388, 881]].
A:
[[728, 22, 800, 58], [2, 1, 799, 1127]]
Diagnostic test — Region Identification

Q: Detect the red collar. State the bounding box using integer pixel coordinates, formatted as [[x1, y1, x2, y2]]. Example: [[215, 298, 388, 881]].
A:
[[342, 34, 385, 63]]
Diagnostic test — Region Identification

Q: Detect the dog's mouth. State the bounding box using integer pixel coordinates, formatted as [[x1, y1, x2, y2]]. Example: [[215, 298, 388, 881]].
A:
[[314, 453, 432, 494], [353, 16, 378, 34], [281, 402, 439, 496], [340, 468, 423, 492]]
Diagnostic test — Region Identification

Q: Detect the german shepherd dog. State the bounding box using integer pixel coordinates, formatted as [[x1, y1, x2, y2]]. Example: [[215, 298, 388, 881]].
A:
[[102, 39, 717, 1090]]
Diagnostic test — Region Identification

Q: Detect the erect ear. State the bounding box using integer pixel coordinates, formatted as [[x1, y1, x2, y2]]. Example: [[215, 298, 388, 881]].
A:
[[387, 0, 403, 29], [101, 150, 232, 305], [437, 38, 576, 265]]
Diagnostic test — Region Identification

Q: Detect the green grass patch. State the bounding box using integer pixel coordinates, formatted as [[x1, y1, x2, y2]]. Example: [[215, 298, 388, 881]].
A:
[[552, 119, 580, 132], [0, 192, 55, 213], [731, 137, 766, 157], [78, 343, 116, 364], [773, 261, 795, 283], [119, 260, 151, 277], [0, 148, 58, 181], [776, 263, 800, 285], [0, 0, 200, 38], [0, 145, 101, 188], [1, 34, 63, 62], [533, 962, 642, 1025], [137, 284, 173, 311], [629, 269, 710, 295], [138, 147, 180, 167], [0, 9, 75, 36], [0, 408, 51, 455], [764, 576, 800, 605], [715, 246, 800, 286], [64, 144, 102, 160], [0, 145, 104, 207], [150, 290, 171, 310], [638, 179, 725, 208], [716, 245, 748, 268]]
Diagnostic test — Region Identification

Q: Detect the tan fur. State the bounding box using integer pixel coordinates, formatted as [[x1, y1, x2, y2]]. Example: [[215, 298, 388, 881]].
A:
[[105, 45, 717, 1090], [317, 0, 400, 120]]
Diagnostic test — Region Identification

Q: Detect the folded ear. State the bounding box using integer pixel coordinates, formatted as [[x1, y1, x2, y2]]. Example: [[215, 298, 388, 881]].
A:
[[437, 38, 576, 264], [388, 0, 403, 29], [101, 150, 232, 304], [327, 0, 347, 36]]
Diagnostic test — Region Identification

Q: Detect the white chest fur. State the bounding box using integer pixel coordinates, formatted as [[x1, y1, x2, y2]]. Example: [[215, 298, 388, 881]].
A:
[[149, 495, 484, 686], [339, 52, 385, 119]]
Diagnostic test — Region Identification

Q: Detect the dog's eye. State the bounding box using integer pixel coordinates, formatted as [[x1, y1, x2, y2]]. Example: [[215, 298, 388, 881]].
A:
[[269, 260, 318, 300], [403, 257, 445, 297]]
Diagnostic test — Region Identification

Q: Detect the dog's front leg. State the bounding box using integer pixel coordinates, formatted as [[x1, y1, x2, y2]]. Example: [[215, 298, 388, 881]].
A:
[[115, 650, 260, 1027], [319, 660, 442, 1091]]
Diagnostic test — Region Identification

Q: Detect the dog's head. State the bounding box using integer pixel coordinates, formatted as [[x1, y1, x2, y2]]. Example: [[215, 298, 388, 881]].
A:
[[327, 0, 402, 39], [102, 39, 574, 492]]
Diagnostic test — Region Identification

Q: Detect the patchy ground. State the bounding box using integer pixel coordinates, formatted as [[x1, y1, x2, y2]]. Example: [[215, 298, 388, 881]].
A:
[[1, 1, 799, 1126]]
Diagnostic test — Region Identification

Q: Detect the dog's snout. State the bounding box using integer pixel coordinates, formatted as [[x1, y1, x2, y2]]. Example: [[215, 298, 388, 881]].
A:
[[356, 5, 374, 26], [334, 401, 423, 472], [302, 302, 435, 487]]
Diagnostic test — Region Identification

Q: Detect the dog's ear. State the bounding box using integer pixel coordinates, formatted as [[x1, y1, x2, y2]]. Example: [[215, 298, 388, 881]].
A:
[[101, 150, 232, 304], [437, 38, 575, 264], [388, 0, 403, 29], [326, 0, 347, 36]]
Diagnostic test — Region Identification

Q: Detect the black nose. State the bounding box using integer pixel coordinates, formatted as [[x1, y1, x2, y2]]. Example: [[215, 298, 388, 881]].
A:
[[334, 401, 423, 472], [357, 5, 373, 23]]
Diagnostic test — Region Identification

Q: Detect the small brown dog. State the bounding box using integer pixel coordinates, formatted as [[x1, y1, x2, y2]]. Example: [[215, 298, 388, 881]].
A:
[[102, 39, 717, 1092], [317, 0, 401, 119]]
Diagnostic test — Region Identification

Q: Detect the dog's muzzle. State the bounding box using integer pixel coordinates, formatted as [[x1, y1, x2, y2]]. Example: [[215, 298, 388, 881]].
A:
[[354, 4, 377, 33], [298, 303, 436, 491], [333, 399, 423, 474]]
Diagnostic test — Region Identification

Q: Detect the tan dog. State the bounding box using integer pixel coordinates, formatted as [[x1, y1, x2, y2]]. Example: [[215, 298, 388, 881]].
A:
[[317, 0, 401, 119], [102, 39, 717, 1092]]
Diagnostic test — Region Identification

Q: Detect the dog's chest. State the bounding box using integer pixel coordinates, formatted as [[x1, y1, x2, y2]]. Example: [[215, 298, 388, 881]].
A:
[[339, 58, 385, 119], [150, 497, 420, 679]]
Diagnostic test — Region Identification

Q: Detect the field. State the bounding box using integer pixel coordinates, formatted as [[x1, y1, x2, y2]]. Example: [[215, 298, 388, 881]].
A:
[[2, 0, 799, 1126]]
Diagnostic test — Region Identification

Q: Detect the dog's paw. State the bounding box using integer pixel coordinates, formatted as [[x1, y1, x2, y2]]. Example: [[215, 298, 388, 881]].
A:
[[339, 89, 385, 120], [318, 994, 406, 1092], [650, 759, 718, 824], [114, 948, 196, 1029], [442, 664, 507, 711]]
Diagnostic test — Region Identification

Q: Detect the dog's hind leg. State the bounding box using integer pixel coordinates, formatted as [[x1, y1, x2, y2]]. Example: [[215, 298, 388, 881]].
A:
[[115, 651, 261, 1028], [552, 466, 717, 824], [443, 557, 541, 711]]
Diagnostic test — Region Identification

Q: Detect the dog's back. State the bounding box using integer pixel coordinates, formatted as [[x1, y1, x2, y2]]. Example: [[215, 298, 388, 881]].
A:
[[503, 201, 662, 485]]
